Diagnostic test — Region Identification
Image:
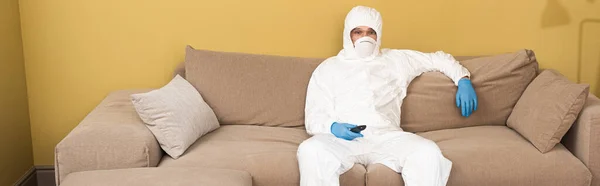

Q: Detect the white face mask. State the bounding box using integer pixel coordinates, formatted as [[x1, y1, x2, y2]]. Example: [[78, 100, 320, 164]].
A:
[[354, 37, 377, 58]]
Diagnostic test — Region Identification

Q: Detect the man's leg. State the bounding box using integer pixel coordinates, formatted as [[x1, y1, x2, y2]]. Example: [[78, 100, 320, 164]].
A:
[[297, 134, 361, 186], [369, 131, 452, 186]]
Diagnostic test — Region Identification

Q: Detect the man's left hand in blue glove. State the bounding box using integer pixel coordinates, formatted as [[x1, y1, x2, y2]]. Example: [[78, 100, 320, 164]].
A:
[[456, 77, 478, 117]]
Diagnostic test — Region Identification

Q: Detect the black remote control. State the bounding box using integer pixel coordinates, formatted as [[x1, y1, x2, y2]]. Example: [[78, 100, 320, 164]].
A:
[[350, 125, 367, 133]]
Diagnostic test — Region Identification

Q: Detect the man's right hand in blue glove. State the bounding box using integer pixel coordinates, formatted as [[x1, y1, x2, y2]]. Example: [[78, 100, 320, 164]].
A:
[[331, 122, 364, 140]]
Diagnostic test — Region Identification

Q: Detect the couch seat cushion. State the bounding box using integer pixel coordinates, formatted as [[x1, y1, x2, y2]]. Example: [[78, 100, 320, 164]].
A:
[[366, 126, 591, 186], [158, 125, 366, 186], [60, 167, 252, 186]]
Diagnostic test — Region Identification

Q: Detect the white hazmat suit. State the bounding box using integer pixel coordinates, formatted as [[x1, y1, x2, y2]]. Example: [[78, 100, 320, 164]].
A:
[[297, 6, 471, 186]]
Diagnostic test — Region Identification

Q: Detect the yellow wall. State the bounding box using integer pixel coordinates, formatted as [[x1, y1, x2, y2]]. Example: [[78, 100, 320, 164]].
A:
[[0, 0, 34, 184], [18, 0, 600, 165]]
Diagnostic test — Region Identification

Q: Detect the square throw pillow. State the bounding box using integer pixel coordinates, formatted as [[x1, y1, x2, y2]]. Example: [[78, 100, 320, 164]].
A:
[[507, 70, 589, 153], [131, 75, 219, 159]]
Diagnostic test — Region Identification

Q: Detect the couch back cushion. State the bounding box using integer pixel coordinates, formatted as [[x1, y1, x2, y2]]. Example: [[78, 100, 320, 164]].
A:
[[183, 46, 539, 131], [184, 46, 323, 127], [400, 49, 539, 132]]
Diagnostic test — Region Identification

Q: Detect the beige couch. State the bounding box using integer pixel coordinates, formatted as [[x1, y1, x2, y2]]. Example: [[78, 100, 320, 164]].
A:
[[55, 47, 600, 186]]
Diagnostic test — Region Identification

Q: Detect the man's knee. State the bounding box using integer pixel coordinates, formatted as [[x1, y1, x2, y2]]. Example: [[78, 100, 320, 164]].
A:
[[297, 135, 331, 157], [297, 139, 317, 156], [416, 140, 442, 156]]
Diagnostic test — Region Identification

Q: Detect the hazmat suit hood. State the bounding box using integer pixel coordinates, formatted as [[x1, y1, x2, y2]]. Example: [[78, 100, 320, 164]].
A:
[[337, 6, 383, 61]]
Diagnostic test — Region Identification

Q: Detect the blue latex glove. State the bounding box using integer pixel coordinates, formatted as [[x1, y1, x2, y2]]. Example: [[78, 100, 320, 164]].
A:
[[456, 78, 478, 117], [331, 122, 364, 141]]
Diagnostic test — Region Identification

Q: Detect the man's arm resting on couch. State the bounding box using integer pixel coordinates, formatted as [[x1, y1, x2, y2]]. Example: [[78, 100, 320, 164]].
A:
[[54, 89, 163, 185], [563, 94, 600, 186]]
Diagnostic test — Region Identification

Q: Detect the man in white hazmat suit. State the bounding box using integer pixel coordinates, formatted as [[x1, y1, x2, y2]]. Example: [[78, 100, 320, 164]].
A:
[[297, 6, 478, 186]]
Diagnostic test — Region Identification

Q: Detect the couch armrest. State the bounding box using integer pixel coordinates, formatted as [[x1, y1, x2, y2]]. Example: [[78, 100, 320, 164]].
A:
[[55, 89, 163, 185], [563, 94, 600, 186]]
